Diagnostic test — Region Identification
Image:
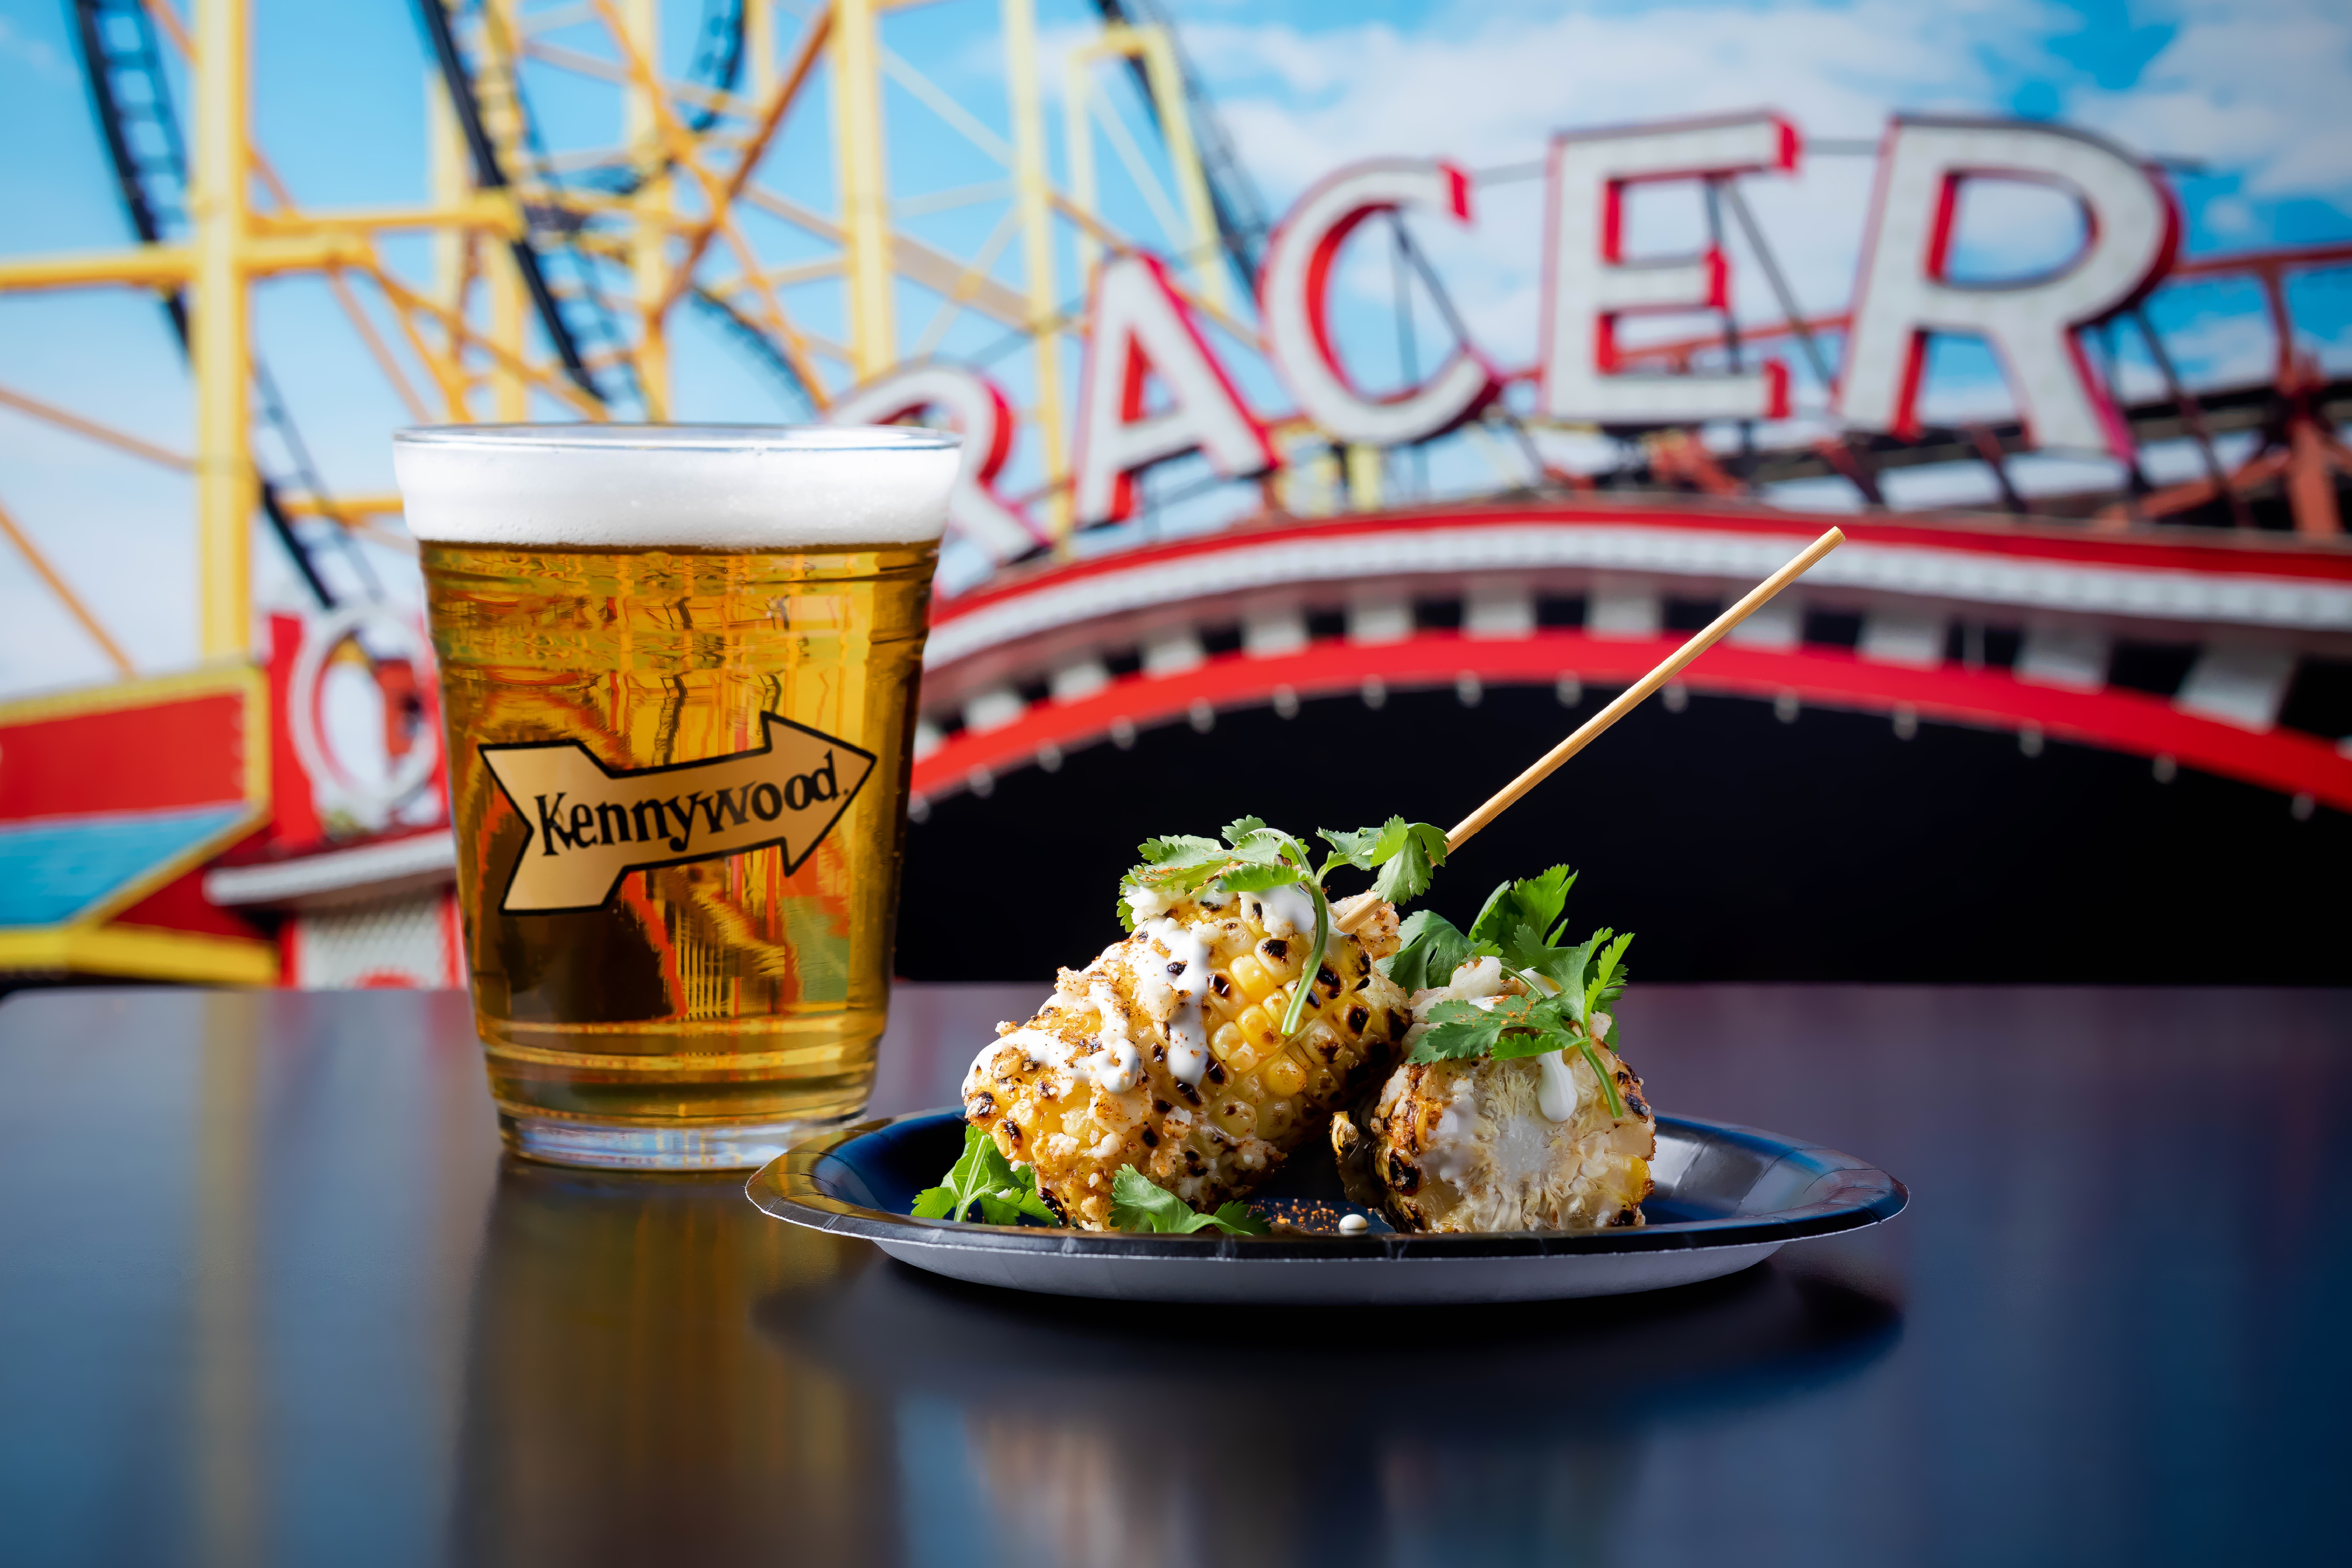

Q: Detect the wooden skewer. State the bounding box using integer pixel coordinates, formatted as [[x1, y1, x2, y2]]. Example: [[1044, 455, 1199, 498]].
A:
[[1445, 526, 1846, 853]]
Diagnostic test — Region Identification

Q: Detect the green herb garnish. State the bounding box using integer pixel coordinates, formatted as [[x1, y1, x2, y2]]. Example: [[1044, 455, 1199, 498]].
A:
[[911, 1123, 1062, 1226], [1317, 816, 1450, 905], [1109, 1167, 1270, 1235], [1384, 866, 1633, 1117], [1120, 814, 1446, 1038]]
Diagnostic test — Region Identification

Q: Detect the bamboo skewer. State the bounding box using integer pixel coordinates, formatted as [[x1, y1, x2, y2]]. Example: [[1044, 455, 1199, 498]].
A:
[[1445, 526, 1846, 853]]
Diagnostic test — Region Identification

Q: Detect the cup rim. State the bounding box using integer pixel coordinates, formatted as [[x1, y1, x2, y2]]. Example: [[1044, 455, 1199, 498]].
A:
[[392, 423, 961, 455]]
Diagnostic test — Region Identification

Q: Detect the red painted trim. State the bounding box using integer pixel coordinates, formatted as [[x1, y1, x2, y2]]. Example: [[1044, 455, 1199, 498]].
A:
[[0, 692, 251, 821], [266, 614, 323, 847], [911, 631, 2352, 813], [932, 500, 2352, 633], [438, 889, 466, 987], [2170, 240, 2352, 279]]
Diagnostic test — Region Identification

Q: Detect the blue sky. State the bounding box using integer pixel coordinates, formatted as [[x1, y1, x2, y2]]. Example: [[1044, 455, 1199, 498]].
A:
[[0, 0, 2348, 701]]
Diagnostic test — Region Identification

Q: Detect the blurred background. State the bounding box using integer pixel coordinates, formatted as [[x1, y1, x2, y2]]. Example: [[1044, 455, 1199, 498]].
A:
[[0, 0, 2345, 992]]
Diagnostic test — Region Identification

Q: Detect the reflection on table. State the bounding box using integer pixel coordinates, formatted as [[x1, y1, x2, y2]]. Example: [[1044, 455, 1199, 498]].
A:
[[0, 984, 2345, 1567]]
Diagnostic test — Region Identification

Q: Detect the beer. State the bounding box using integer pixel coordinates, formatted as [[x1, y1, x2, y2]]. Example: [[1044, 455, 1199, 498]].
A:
[[395, 426, 957, 1169]]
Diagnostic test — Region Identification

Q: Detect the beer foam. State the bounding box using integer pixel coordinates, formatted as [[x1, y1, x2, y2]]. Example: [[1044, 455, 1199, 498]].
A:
[[393, 424, 959, 548]]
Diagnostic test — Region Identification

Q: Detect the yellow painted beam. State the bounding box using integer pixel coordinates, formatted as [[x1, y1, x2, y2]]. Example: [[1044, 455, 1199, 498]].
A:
[[0, 925, 278, 986], [740, 186, 1029, 325], [748, 0, 778, 98], [0, 380, 193, 469], [426, 69, 475, 407], [833, 0, 896, 374], [0, 246, 198, 292], [0, 235, 376, 295], [1345, 444, 1384, 511], [654, 3, 834, 316], [192, 0, 252, 661], [1127, 25, 1227, 312], [1067, 22, 1228, 312], [1046, 192, 1257, 346], [480, 0, 530, 420], [274, 491, 404, 519], [1002, 0, 1068, 537], [624, 0, 671, 416], [253, 197, 521, 241], [0, 492, 137, 677]]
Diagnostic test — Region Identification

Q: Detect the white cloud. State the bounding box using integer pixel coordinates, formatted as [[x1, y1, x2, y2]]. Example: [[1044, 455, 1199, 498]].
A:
[[1180, 0, 2084, 386], [2069, 1, 2352, 200], [0, 18, 71, 84]]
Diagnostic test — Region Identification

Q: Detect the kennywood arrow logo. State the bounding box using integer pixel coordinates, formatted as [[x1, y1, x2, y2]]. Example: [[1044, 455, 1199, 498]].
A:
[[479, 713, 875, 914]]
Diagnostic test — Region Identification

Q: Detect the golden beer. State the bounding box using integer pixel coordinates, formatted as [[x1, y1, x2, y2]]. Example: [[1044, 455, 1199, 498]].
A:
[[395, 426, 956, 1169]]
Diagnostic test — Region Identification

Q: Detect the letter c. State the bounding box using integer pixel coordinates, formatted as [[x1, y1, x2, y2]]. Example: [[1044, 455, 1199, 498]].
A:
[[1259, 159, 1499, 448]]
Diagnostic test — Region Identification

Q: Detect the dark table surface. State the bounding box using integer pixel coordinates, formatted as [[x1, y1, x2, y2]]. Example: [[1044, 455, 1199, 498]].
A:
[[1, 984, 2345, 1568]]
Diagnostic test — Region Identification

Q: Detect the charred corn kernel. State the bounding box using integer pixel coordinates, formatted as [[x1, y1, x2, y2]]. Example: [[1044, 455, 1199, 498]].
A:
[[960, 887, 1410, 1230], [1264, 1054, 1307, 1098], [1229, 953, 1272, 998]]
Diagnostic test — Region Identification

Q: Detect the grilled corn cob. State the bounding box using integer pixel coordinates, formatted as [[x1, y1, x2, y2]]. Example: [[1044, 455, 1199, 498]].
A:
[[961, 889, 1409, 1230], [1343, 959, 1656, 1232]]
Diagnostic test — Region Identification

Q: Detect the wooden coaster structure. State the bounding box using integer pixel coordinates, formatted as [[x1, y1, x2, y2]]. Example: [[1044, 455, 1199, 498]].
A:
[[1, 0, 1260, 668]]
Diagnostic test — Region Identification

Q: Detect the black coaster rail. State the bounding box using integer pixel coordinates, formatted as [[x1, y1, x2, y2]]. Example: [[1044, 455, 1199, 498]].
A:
[[68, 0, 355, 609]]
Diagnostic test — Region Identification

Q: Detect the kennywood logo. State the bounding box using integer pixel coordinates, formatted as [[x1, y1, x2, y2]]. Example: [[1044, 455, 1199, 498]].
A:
[[479, 713, 875, 914]]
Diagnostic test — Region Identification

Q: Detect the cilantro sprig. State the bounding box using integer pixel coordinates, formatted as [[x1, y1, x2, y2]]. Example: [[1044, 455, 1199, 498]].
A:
[[911, 1123, 1062, 1226], [1381, 865, 1634, 1118], [1110, 1167, 1270, 1235], [1120, 814, 1446, 1038]]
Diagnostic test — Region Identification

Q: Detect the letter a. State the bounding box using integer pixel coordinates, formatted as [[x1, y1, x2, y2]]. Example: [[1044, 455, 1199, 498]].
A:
[[1071, 252, 1274, 527]]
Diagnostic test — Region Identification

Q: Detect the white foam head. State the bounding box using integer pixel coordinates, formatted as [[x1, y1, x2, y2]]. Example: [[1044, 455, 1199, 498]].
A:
[[392, 424, 959, 548]]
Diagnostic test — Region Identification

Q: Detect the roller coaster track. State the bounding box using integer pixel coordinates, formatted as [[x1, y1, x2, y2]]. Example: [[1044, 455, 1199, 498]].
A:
[[1092, 0, 1268, 295], [684, 286, 820, 417], [413, 0, 632, 410], [414, 0, 775, 417], [68, 0, 355, 609]]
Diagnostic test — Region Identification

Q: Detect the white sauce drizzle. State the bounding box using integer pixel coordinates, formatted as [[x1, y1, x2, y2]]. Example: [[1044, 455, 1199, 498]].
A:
[[1427, 1088, 1477, 1185], [1140, 916, 1212, 1085], [974, 1026, 1079, 1090], [1534, 1050, 1583, 1121], [1084, 980, 1143, 1093], [1249, 883, 1318, 940]]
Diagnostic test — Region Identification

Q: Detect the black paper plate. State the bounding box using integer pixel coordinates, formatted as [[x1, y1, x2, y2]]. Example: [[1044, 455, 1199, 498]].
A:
[[746, 1109, 1905, 1303]]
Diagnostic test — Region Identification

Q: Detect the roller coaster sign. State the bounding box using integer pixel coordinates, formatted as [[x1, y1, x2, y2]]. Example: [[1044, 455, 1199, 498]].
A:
[[833, 112, 2178, 566]]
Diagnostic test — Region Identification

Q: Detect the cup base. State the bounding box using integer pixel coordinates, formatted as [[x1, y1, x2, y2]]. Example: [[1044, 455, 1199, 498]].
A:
[[498, 1111, 855, 1171]]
